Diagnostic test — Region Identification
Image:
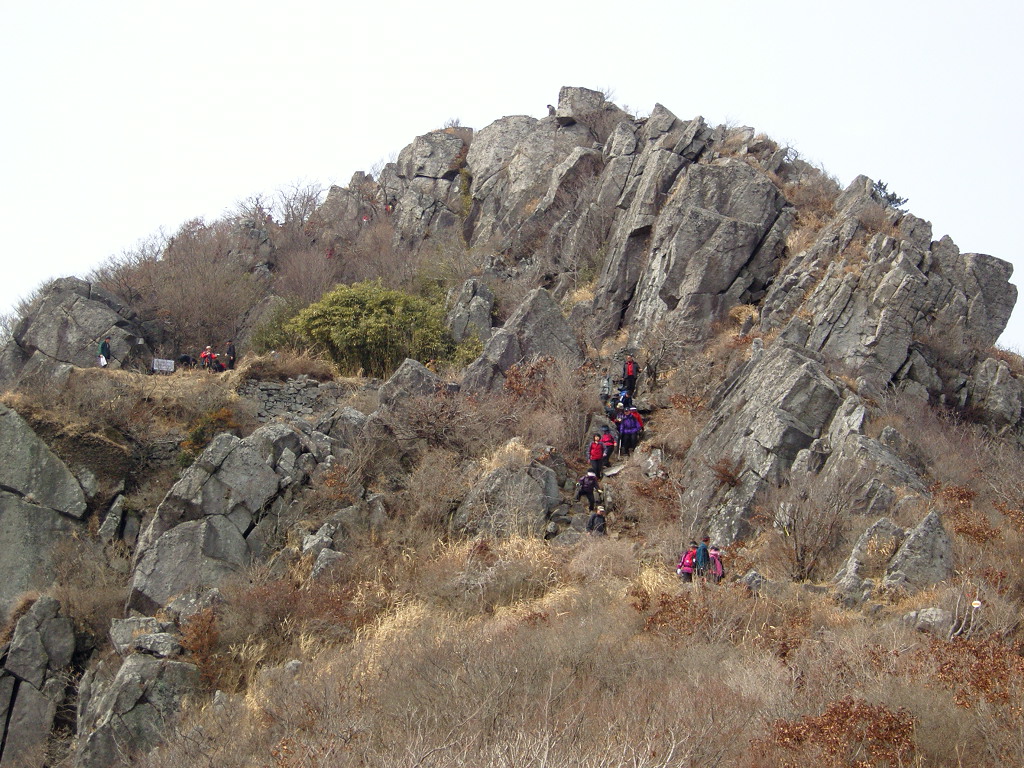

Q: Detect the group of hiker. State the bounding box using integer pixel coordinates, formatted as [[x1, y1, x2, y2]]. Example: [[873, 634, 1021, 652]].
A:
[[579, 353, 729, 582], [96, 336, 237, 373], [198, 341, 237, 372], [676, 537, 726, 584]]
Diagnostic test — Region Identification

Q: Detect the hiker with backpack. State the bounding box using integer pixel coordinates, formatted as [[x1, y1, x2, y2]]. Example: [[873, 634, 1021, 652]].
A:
[[599, 426, 617, 469], [587, 434, 605, 478], [709, 546, 726, 583], [618, 408, 642, 456], [575, 470, 600, 512], [695, 537, 711, 578], [677, 541, 698, 582], [622, 354, 639, 397]]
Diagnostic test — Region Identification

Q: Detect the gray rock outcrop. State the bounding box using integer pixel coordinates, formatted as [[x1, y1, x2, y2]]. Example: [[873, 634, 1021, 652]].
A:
[[883, 511, 953, 590], [0, 596, 75, 767], [128, 419, 341, 614], [0, 404, 89, 618], [378, 358, 443, 409], [447, 279, 495, 343], [463, 288, 583, 392], [1, 277, 153, 388], [453, 463, 560, 536], [74, 655, 199, 768]]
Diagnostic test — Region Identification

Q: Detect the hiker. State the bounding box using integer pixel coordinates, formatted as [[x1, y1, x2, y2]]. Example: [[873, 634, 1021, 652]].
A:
[[709, 546, 725, 584], [200, 346, 215, 369], [677, 541, 698, 583], [695, 537, 711, 578], [599, 426, 617, 468], [618, 408, 642, 456], [575, 470, 600, 512], [225, 340, 237, 370], [177, 354, 197, 369], [606, 398, 624, 421], [587, 505, 607, 535], [588, 434, 605, 478], [628, 407, 644, 430], [616, 388, 633, 410], [97, 336, 111, 367], [599, 375, 613, 410], [623, 354, 639, 396]]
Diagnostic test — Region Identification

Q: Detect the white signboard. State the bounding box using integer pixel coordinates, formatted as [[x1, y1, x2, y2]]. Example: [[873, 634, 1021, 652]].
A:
[[151, 358, 175, 373]]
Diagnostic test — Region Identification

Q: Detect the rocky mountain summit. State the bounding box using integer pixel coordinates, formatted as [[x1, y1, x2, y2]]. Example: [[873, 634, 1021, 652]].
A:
[[0, 87, 1021, 766]]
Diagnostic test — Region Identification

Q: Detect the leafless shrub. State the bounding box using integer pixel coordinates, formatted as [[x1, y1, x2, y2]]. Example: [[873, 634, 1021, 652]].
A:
[[752, 469, 862, 582]]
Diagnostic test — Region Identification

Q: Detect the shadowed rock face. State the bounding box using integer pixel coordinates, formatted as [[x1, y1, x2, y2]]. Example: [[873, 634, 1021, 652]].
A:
[[0, 405, 88, 618]]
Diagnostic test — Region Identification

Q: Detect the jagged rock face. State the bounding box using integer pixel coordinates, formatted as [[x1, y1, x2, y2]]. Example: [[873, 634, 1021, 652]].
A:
[[0, 405, 89, 618], [447, 279, 495, 344], [764, 177, 1015, 393], [968, 357, 1023, 428], [0, 596, 75, 767], [0, 277, 153, 388], [679, 344, 844, 543], [128, 420, 343, 614], [74, 655, 199, 768], [883, 511, 953, 590], [463, 288, 583, 392]]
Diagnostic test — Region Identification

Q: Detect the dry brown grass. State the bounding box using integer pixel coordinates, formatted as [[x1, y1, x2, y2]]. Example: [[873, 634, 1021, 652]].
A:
[[232, 350, 339, 383]]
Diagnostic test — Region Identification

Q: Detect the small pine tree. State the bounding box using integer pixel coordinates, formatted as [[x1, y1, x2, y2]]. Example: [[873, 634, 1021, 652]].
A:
[[872, 179, 908, 209]]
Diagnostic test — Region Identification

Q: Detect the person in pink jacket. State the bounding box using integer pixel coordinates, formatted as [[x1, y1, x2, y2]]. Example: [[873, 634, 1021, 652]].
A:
[[677, 541, 698, 583]]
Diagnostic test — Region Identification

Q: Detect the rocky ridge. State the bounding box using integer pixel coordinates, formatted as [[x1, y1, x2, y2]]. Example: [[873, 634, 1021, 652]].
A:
[[0, 86, 1020, 764]]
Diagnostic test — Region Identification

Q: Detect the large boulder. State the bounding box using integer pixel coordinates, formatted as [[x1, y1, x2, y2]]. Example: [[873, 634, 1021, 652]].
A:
[[447, 278, 495, 343], [453, 463, 560, 536], [1, 277, 153, 387], [883, 511, 954, 591], [462, 289, 583, 392], [0, 596, 75, 767], [74, 655, 199, 768], [128, 420, 330, 614], [678, 343, 844, 543], [378, 359, 443, 409]]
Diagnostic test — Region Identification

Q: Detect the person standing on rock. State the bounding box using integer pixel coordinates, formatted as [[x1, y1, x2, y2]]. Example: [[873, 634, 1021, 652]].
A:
[[587, 505, 607, 535], [575, 470, 600, 512], [225, 340, 237, 370], [623, 354, 639, 397], [97, 336, 111, 367], [588, 434, 606, 478]]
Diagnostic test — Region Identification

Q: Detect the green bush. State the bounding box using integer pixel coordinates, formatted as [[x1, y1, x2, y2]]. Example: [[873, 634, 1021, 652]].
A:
[[286, 281, 453, 377]]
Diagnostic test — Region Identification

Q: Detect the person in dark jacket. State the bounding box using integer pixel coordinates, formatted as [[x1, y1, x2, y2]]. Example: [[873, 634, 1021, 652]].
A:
[[587, 434, 605, 478], [225, 340, 237, 370], [97, 337, 111, 367], [695, 537, 711, 578], [575, 471, 600, 512], [587, 505, 607, 535]]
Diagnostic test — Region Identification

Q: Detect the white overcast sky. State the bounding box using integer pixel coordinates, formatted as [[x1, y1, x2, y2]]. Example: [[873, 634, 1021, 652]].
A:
[[3, 1, 1022, 347]]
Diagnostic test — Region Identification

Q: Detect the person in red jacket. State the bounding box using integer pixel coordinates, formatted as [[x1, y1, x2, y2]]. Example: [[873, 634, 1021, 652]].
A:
[[587, 434, 605, 478], [599, 426, 617, 470], [623, 354, 639, 396]]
